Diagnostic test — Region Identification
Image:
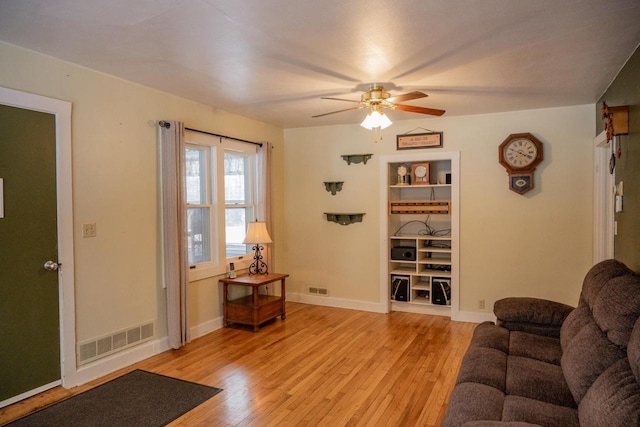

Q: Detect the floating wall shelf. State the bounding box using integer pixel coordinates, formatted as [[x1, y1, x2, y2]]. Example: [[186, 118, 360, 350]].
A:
[[341, 154, 373, 165], [323, 181, 344, 195], [324, 212, 365, 225]]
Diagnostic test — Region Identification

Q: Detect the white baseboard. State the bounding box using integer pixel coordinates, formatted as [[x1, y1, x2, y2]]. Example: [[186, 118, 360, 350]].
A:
[[288, 292, 495, 324], [287, 292, 388, 313], [190, 316, 224, 339], [452, 311, 496, 323]]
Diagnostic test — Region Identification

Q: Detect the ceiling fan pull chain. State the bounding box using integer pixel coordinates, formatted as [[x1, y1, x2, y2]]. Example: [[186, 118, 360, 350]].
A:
[[374, 127, 383, 143]]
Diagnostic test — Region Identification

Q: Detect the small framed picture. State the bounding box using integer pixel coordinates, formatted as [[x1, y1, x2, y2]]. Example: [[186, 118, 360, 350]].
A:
[[396, 132, 443, 150]]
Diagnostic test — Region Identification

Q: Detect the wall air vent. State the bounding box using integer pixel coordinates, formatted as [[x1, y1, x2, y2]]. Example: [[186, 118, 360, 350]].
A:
[[77, 320, 155, 365]]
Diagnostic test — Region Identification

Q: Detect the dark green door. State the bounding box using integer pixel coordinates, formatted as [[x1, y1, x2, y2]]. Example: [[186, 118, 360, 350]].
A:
[[0, 104, 60, 403]]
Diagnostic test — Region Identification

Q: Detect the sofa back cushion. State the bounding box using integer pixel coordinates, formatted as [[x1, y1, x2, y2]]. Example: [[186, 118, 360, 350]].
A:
[[560, 259, 640, 405], [579, 259, 633, 309], [593, 274, 640, 346], [577, 357, 640, 425], [577, 318, 640, 425], [629, 318, 640, 385], [561, 319, 626, 403]]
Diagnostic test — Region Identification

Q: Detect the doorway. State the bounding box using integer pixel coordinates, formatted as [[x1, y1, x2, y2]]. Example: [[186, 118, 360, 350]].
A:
[[0, 87, 75, 407], [593, 130, 615, 262]]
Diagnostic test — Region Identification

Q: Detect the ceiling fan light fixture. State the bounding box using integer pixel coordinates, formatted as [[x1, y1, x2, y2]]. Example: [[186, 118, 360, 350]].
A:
[[360, 110, 392, 130]]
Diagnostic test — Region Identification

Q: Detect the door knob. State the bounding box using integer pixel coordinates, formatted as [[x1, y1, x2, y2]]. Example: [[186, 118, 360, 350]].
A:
[[44, 261, 60, 271]]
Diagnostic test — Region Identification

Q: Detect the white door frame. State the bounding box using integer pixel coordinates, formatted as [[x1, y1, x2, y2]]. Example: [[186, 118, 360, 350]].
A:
[[593, 130, 615, 262], [0, 87, 77, 405]]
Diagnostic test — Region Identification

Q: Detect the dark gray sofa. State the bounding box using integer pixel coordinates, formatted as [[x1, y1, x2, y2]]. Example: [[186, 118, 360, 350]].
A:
[[442, 259, 640, 426]]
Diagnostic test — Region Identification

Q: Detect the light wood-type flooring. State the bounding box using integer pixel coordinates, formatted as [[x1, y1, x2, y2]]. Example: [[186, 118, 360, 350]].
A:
[[1, 302, 475, 426]]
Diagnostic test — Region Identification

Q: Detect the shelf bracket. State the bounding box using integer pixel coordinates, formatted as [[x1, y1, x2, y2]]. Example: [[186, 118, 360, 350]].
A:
[[324, 212, 365, 225], [341, 154, 373, 165], [323, 181, 344, 195]]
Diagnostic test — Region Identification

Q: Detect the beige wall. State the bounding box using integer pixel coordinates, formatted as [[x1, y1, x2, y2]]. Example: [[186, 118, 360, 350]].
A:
[[0, 41, 285, 342], [284, 104, 595, 315]]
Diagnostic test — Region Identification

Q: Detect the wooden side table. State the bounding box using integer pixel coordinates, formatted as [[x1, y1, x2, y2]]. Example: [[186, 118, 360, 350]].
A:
[[219, 273, 289, 332]]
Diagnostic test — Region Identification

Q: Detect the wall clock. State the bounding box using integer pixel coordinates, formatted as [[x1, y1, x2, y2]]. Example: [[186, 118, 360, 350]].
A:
[[411, 162, 430, 184], [498, 133, 544, 195]]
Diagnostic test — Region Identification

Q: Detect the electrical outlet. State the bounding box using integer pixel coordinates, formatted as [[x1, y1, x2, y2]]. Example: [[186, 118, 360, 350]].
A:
[[82, 223, 97, 238], [478, 299, 485, 310]]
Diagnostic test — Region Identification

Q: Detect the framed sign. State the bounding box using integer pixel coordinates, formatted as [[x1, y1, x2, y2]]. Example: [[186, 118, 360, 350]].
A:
[[396, 132, 443, 150]]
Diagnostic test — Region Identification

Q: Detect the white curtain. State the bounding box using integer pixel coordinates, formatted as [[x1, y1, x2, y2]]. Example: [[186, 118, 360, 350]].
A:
[[257, 141, 274, 269], [159, 120, 190, 349]]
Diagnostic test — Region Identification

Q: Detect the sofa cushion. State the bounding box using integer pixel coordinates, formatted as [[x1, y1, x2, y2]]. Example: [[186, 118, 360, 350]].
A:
[[457, 347, 507, 391], [579, 259, 633, 308], [630, 318, 640, 382], [592, 274, 640, 347], [443, 383, 505, 426], [560, 305, 591, 352], [502, 395, 579, 426], [562, 320, 626, 404], [578, 357, 640, 426], [509, 331, 562, 365], [506, 356, 575, 408]]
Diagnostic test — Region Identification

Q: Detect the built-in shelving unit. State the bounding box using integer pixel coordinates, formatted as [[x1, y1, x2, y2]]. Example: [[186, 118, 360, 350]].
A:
[[379, 152, 460, 318]]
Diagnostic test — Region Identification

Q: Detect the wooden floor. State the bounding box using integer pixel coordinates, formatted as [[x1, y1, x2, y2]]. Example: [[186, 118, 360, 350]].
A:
[[1, 303, 475, 426]]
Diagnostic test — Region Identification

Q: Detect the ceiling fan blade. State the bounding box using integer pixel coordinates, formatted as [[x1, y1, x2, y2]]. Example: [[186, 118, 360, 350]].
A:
[[395, 104, 446, 116], [320, 97, 361, 103], [312, 106, 364, 118], [387, 91, 428, 103]]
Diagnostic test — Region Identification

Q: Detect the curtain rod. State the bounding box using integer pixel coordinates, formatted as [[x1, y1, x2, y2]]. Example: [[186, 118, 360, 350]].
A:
[[158, 121, 263, 147]]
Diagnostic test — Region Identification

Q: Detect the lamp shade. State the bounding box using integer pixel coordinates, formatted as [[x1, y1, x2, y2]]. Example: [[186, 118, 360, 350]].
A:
[[360, 110, 392, 130], [243, 221, 272, 244]]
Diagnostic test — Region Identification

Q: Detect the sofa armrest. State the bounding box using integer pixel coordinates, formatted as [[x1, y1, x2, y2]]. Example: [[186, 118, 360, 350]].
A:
[[494, 297, 574, 338]]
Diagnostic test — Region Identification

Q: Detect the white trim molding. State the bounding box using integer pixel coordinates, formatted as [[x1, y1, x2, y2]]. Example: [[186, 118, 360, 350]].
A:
[[593, 130, 615, 263], [287, 292, 388, 313]]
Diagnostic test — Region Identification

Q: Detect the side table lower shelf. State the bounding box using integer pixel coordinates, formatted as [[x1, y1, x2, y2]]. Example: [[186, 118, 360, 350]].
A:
[[219, 273, 288, 332]]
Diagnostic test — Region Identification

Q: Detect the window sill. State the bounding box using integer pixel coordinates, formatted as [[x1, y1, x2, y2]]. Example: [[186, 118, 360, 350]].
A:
[[188, 256, 253, 282]]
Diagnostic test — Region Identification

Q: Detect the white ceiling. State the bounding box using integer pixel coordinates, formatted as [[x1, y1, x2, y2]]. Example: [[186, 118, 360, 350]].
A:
[[1, 0, 639, 128]]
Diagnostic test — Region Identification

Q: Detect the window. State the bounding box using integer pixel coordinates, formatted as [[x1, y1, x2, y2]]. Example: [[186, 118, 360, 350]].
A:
[[224, 152, 254, 258], [185, 131, 259, 280], [186, 147, 211, 264]]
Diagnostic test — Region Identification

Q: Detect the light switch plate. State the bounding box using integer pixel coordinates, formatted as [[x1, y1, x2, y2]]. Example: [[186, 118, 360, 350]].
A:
[[616, 196, 623, 213]]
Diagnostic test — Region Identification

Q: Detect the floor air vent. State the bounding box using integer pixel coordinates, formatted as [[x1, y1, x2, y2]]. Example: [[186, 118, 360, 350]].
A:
[[77, 320, 155, 365], [309, 287, 329, 296]]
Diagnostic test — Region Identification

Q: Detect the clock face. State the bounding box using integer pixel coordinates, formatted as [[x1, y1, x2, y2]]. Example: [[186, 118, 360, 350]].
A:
[[504, 138, 538, 168], [398, 166, 407, 176], [411, 162, 430, 184]]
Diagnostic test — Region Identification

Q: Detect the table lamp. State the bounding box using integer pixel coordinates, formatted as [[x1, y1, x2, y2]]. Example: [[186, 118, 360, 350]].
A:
[[243, 221, 272, 275]]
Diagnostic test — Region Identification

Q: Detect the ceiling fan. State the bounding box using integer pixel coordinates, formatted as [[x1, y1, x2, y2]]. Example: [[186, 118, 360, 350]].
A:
[[312, 84, 446, 124]]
